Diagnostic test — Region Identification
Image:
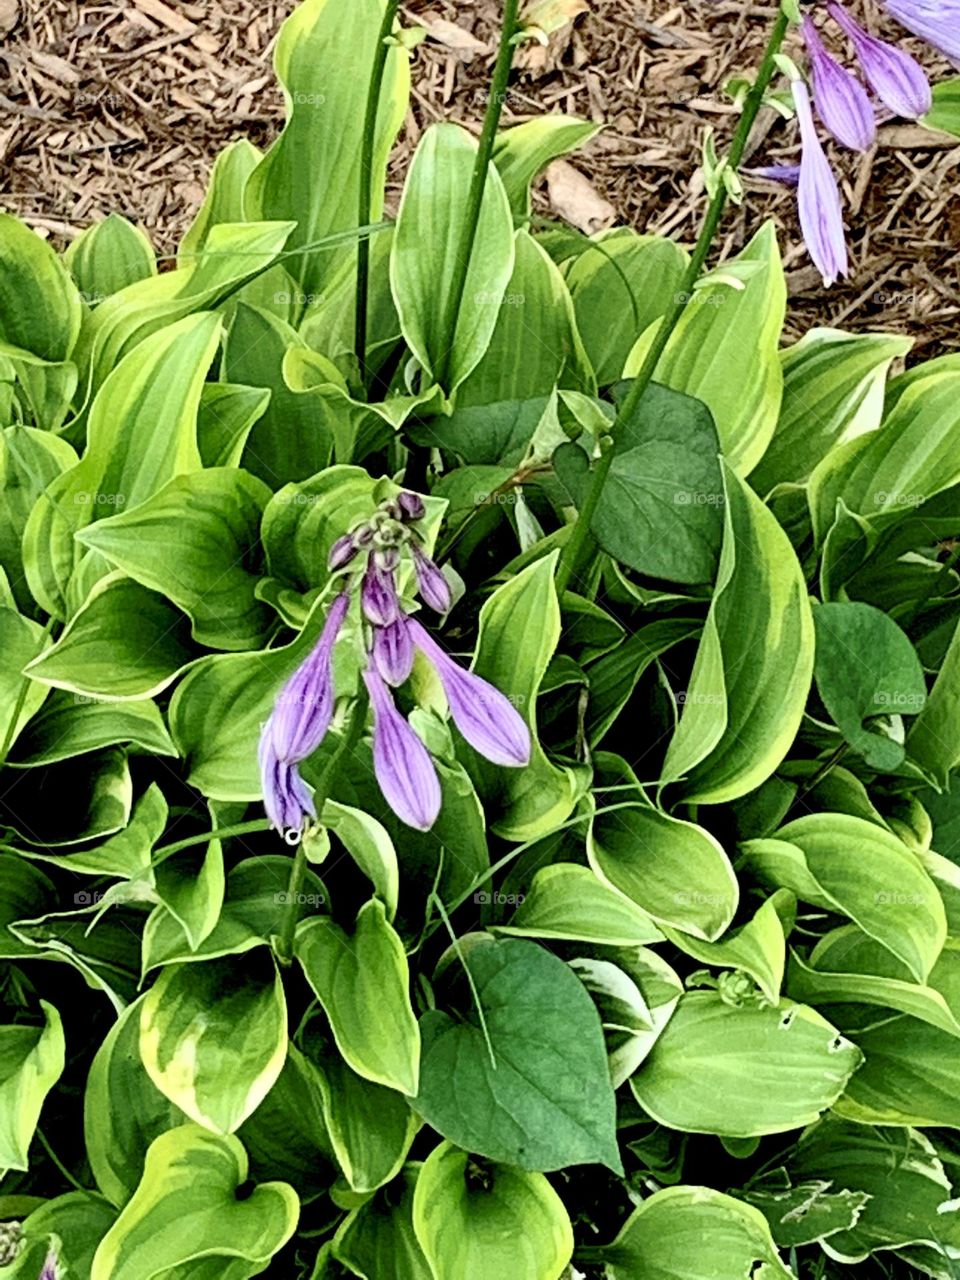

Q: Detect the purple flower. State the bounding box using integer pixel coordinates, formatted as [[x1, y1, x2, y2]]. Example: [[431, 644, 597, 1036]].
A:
[[372, 616, 415, 686], [829, 2, 932, 118], [411, 543, 452, 614], [363, 669, 441, 830], [884, 0, 960, 67], [40, 1248, 59, 1280], [328, 533, 358, 571], [259, 737, 315, 834], [397, 491, 426, 521], [747, 164, 803, 186], [407, 618, 531, 767], [361, 563, 401, 627], [794, 79, 849, 287], [266, 593, 349, 762], [803, 16, 876, 150]]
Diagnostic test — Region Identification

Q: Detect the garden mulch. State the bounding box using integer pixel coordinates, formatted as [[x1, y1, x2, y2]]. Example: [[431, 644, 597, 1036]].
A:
[[2, 0, 958, 356]]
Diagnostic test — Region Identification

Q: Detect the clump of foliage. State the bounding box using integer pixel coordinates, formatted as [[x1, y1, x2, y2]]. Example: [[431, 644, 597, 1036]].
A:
[[1, 0, 960, 1277]]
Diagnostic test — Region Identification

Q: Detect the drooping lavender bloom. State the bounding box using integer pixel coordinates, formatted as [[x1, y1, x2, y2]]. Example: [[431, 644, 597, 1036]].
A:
[[794, 79, 849, 287], [407, 618, 531, 767], [39, 1247, 59, 1280], [259, 736, 316, 835], [803, 16, 876, 149], [363, 669, 441, 831], [411, 542, 452, 614], [329, 533, 358, 571], [747, 164, 802, 186], [396, 491, 426, 521], [361, 562, 401, 627], [829, 2, 932, 118], [266, 592, 349, 762], [372, 617, 414, 686], [884, 0, 960, 68], [259, 488, 531, 836]]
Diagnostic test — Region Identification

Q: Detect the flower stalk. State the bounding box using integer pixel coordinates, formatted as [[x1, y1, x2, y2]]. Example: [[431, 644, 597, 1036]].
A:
[[435, 0, 521, 392], [553, 4, 791, 597]]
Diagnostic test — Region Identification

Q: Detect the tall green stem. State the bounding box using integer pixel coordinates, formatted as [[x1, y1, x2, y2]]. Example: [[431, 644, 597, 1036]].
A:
[[554, 5, 791, 596], [275, 698, 368, 966], [355, 0, 402, 389], [435, 0, 521, 392]]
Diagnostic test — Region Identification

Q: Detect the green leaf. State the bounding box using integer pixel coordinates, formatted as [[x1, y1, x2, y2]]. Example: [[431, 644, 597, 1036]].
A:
[[661, 890, 794, 1005], [553, 380, 724, 585], [651, 221, 785, 474], [0, 212, 82, 361], [246, 0, 409, 294], [660, 461, 814, 804], [787, 927, 960, 1038], [923, 76, 960, 137], [0, 604, 51, 757], [743, 813, 946, 982], [139, 954, 287, 1134], [76, 469, 272, 651], [222, 303, 339, 486], [308, 1048, 419, 1194], [787, 1117, 960, 1261], [334, 1166, 431, 1280], [319, 800, 399, 921], [3, 746, 132, 849], [492, 115, 600, 217], [25, 575, 195, 701], [751, 328, 911, 495], [412, 1142, 574, 1280], [413, 937, 621, 1174], [12, 1191, 117, 1279], [0, 425, 78, 614], [462, 551, 589, 841], [814, 601, 926, 771], [391, 123, 515, 393], [0, 1002, 65, 1172], [909, 615, 960, 787], [295, 899, 420, 1096], [742, 1180, 868, 1250], [588, 800, 738, 941], [236, 1042, 334, 1190], [565, 231, 689, 385], [89, 1125, 298, 1280], [65, 213, 157, 301], [605, 1185, 793, 1280], [494, 863, 663, 946], [631, 991, 862, 1138], [178, 139, 261, 261], [85, 997, 186, 1206], [456, 229, 593, 407], [585, 616, 700, 745], [810, 353, 960, 543], [197, 383, 270, 469], [23, 311, 222, 620], [8, 690, 174, 767]]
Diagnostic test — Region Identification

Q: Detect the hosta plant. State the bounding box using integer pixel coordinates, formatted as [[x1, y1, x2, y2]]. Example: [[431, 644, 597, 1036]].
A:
[[1, 0, 960, 1277]]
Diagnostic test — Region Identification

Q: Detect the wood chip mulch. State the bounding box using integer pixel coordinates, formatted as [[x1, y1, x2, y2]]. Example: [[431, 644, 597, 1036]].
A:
[[2, 0, 958, 358]]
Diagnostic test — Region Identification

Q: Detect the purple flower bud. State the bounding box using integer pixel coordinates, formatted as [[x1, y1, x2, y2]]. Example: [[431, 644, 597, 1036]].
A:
[[411, 544, 452, 614], [265, 593, 349, 763], [259, 737, 316, 834], [363, 669, 441, 830], [40, 1249, 59, 1280], [328, 533, 358, 571], [407, 618, 531, 768], [747, 164, 803, 186], [361, 563, 400, 627], [803, 16, 876, 150], [372, 616, 414, 686], [884, 0, 960, 68], [793, 80, 849, 287], [829, 2, 932, 118], [396, 491, 426, 522]]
